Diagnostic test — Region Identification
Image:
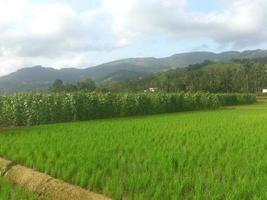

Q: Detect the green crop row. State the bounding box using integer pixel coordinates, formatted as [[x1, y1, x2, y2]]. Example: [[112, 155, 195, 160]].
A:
[[0, 92, 256, 126]]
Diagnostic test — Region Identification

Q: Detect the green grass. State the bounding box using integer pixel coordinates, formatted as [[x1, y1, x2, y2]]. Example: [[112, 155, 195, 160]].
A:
[[1, 101, 267, 199], [0, 177, 36, 200]]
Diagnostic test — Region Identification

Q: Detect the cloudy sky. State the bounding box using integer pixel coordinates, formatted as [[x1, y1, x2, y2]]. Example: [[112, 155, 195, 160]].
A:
[[0, 0, 266, 76]]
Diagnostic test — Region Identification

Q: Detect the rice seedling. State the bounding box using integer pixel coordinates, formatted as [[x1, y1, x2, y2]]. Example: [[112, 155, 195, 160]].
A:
[[0, 177, 36, 200], [0, 101, 265, 199]]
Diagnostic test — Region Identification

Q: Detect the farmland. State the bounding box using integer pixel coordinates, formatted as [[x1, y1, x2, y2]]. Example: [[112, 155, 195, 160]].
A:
[[0, 92, 255, 126], [0, 100, 267, 199], [0, 177, 36, 200]]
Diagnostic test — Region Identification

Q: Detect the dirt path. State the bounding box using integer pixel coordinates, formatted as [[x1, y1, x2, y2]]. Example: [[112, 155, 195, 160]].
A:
[[0, 158, 112, 200]]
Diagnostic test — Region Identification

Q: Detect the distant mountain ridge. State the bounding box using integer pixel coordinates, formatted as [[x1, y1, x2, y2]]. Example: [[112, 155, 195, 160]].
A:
[[0, 49, 267, 92]]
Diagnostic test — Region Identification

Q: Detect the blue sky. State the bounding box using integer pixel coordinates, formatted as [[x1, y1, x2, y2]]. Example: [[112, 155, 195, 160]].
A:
[[0, 0, 266, 76]]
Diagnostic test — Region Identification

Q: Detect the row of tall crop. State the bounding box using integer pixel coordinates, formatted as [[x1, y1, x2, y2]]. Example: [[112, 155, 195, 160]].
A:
[[0, 92, 256, 126]]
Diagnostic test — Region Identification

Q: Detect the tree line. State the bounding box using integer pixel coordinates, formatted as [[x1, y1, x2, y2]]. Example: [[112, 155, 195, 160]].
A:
[[50, 78, 129, 93], [121, 59, 267, 93], [50, 59, 267, 94], [50, 78, 97, 92]]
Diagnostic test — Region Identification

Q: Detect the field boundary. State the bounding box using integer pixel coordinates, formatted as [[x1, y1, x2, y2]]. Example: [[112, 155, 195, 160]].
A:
[[0, 158, 112, 200]]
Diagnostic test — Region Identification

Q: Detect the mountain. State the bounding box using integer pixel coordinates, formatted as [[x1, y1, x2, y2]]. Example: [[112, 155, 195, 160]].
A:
[[0, 66, 87, 92], [0, 49, 267, 92], [100, 70, 148, 82], [123, 58, 267, 93]]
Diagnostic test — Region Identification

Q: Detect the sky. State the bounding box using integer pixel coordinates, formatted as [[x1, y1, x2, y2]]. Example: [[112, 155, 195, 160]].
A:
[[0, 0, 267, 76]]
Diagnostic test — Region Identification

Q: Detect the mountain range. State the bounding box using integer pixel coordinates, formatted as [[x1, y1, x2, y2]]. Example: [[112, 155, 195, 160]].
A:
[[0, 49, 267, 92]]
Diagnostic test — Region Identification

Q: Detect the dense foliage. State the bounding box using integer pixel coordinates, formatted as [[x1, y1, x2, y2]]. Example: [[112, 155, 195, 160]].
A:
[[0, 102, 266, 199], [121, 59, 267, 93], [0, 92, 255, 126], [50, 78, 97, 92]]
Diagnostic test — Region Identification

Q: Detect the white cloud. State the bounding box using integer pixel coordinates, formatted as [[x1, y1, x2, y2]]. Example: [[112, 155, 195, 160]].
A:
[[0, 56, 33, 76], [102, 0, 267, 47], [52, 53, 91, 69], [0, 0, 267, 76], [0, 0, 123, 76], [0, 0, 28, 24], [27, 3, 75, 35], [102, 0, 187, 44], [0, 2, 119, 58]]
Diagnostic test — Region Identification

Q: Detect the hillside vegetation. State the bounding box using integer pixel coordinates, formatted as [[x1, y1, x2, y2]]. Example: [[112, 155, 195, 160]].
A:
[[123, 59, 267, 93], [0, 50, 267, 93]]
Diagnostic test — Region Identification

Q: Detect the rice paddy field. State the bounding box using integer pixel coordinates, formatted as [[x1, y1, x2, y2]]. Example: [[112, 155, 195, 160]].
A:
[[0, 100, 267, 199], [0, 177, 36, 200]]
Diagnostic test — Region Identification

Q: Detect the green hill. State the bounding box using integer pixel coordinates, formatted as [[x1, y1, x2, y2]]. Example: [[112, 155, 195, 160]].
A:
[[0, 50, 267, 92]]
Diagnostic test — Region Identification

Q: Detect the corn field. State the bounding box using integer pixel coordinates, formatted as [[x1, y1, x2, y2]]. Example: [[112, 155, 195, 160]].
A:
[[0, 92, 256, 126]]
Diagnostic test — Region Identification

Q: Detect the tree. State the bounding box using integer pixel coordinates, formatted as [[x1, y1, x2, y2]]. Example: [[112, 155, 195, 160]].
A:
[[76, 78, 96, 92], [120, 59, 267, 93], [50, 79, 64, 92], [103, 81, 123, 92], [64, 84, 77, 92]]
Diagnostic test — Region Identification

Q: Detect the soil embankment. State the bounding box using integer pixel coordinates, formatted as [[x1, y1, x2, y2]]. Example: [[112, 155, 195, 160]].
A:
[[0, 158, 112, 200]]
